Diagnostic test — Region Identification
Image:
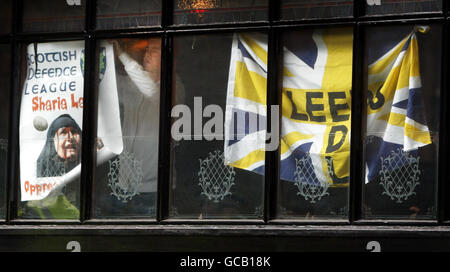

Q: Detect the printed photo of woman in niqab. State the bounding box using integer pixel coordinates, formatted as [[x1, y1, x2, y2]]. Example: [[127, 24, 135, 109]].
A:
[[37, 114, 82, 177]]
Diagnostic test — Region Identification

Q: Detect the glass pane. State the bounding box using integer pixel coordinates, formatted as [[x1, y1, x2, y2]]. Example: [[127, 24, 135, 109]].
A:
[[0, 0, 12, 34], [17, 41, 85, 219], [277, 28, 353, 219], [365, 0, 441, 16], [362, 25, 441, 219], [169, 33, 267, 219], [174, 0, 268, 25], [0, 44, 11, 219], [22, 0, 85, 33], [281, 0, 353, 20], [96, 0, 162, 30], [92, 38, 161, 218]]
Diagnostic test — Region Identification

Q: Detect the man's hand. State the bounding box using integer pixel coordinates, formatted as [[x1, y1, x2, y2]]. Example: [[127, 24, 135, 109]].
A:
[[110, 39, 124, 55], [96, 138, 104, 151]]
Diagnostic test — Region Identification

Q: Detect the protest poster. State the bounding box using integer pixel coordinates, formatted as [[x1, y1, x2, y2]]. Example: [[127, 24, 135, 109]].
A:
[[20, 40, 123, 201]]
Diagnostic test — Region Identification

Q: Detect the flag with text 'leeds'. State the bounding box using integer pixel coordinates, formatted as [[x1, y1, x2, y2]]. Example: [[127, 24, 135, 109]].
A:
[[224, 29, 353, 187], [365, 26, 432, 183]]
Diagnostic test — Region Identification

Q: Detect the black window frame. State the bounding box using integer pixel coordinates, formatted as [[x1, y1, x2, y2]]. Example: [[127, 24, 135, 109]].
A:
[[0, 0, 448, 252]]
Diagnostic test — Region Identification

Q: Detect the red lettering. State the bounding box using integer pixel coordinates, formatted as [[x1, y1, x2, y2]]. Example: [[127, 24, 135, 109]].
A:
[[71, 94, 83, 109], [31, 96, 68, 112], [24, 181, 58, 196], [45, 100, 51, 111], [71, 93, 78, 108], [61, 98, 67, 110], [52, 98, 58, 109], [32, 97, 38, 111]]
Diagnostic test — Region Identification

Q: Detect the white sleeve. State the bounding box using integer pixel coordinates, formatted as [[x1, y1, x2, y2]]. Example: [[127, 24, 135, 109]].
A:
[[118, 53, 160, 98]]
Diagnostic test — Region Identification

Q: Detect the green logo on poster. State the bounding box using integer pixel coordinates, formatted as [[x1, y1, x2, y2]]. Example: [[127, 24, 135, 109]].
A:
[[80, 47, 106, 81]]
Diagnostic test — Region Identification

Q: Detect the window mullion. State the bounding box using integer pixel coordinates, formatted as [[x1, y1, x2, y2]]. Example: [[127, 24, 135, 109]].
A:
[[6, 42, 19, 223], [349, 22, 364, 223], [79, 37, 98, 223], [162, 0, 173, 28], [6, 0, 23, 223], [264, 26, 281, 222], [438, 19, 448, 223], [86, 0, 97, 33], [157, 33, 173, 222]]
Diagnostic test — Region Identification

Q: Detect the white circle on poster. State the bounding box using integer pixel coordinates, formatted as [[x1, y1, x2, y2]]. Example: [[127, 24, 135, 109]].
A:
[[33, 116, 48, 132]]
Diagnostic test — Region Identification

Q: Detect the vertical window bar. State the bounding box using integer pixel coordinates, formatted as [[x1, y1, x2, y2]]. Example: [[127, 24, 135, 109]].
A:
[[6, 0, 22, 222], [355, 0, 365, 18], [269, 0, 280, 22], [162, 0, 173, 28], [158, 33, 173, 221], [264, 0, 281, 222], [14, 0, 23, 34], [438, 19, 448, 223], [264, 27, 281, 222], [79, 0, 99, 222], [158, 0, 173, 223], [349, 22, 364, 223], [348, 0, 365, 223], [79, 36, 98, 222], [85, 0, 96, 33], [7, 41, 19, 222]]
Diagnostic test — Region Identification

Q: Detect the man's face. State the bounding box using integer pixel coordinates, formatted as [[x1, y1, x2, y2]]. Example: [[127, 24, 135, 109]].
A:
[[54, 126, 81, 161], [143, 38, 161, 82]]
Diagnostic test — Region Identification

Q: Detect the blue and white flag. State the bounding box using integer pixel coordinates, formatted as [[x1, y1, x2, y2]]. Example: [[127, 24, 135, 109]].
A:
[[224, 26, 431, 187], [365, 26, 432, 183], [224, 29, 353, 187]]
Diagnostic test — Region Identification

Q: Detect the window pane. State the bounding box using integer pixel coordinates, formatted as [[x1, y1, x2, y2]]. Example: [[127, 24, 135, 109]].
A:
[[362, 25, 440, 219], [169, 33, 266, 219], [22, 0, 85, 33], [281, 0, 353, 20], [0, 44, 11, 219], [92, 38, 161, 218], [17, 41, 85, 219], [277, 28, 353, 219], [365, 0, 441, 16], [96, 0, 162, 30], [173, 0, 268, 25], [0, 0, 12, 34]]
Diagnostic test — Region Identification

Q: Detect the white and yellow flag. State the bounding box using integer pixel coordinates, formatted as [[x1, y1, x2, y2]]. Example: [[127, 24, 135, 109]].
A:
[[225, 28, 353, 186], [365, 26, 432, 183], [225, 26, 432, 187]]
